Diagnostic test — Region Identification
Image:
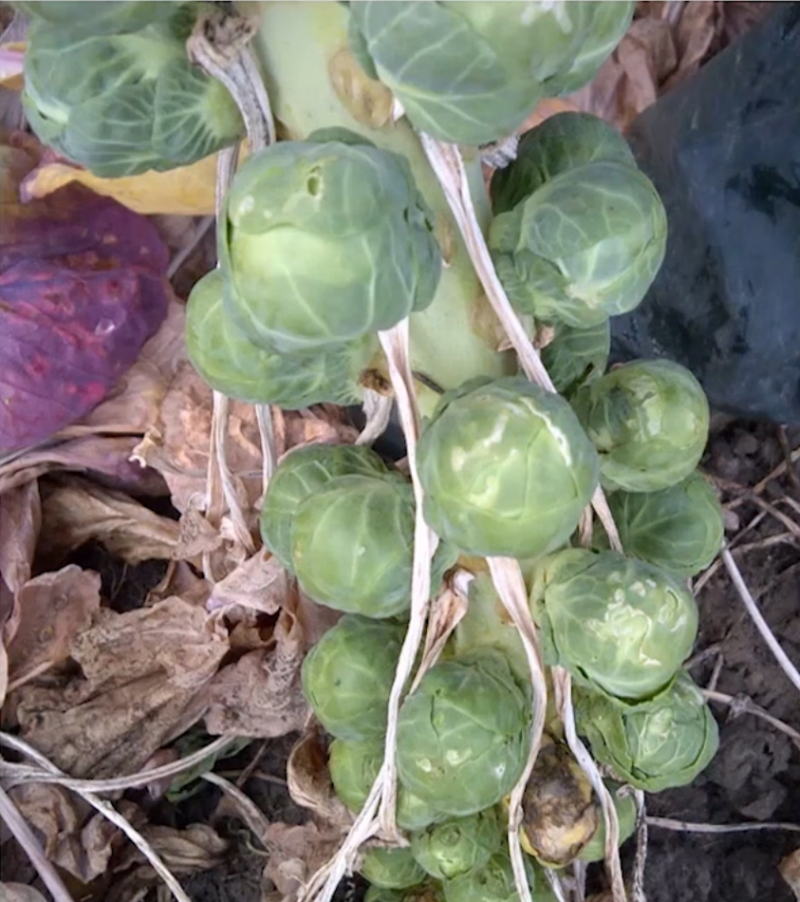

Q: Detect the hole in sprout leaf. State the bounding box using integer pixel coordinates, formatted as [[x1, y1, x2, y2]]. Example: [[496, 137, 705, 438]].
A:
[[307, 169, 323, 196]]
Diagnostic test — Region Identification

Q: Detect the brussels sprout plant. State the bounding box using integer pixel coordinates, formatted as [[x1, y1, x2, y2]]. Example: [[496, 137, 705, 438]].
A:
[[17, 2, 729, 898]]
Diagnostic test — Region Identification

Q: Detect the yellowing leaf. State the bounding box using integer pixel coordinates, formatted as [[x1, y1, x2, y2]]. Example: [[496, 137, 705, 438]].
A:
[[21, 153, 226, 215]]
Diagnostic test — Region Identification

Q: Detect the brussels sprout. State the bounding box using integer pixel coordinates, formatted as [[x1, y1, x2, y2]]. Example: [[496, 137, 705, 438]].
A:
[[292, 474, 457, 618], [488, 114, 667, 328], [301, 615, 405, 741], [576, 783, 637, 863], [411, 809, 503, 881], [531, 549, 698, 703], [491, 113, 637, 216], [329, 738, 442, 831], [218, 130, 441, 354], [396, 651, 532, 816], [518, 736, 598, 867], [539, 319, 610, 397], [443, 852, 556, 902], [13, 1, 172, 34], [22, 8, 244, 177], [260, 443, 394, 570], [186, 269, 376, 408], [609, 473, 725, 577], [547, 3, 635, 95], [575, 672, 720, 792], [361, 847, 428, 890], [366, 886, 444, 902], [571, 359, 710, 492], [365, 889, 406, 902], [416, 377, 599, 559], [348, 3, 618, 146]]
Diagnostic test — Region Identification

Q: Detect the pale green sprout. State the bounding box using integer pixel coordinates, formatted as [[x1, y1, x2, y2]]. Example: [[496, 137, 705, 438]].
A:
[[571, 359, 710, 492], [22, 5, 243, 177], [576, 783, 637, 862], [531, 549, 698, 703], [575, 672, 720, 791], [185, 269, 376, 409], [416, 376, 599, 559], [361, 848, 427, 890], [539, 319, 610, 397], [13, 1, 172, 34], [443, 852, 557, 902], [259, 443, 395, 571], [301, 615, 405, 742], [396, 651, 532, 816], [218, 128, 440, 354], [489, 113, 667, 328], [291, 474, 457, 618], [609, 472, 725, 577], [328, 738, 442, 831], [348, 3, 631, 146], [410, 808, 503, 881]]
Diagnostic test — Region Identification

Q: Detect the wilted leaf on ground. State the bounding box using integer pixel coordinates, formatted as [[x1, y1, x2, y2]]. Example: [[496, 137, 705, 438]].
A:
[[0, 434, 167, 498], [10, 596, 229, 778], [56, 297, 186, 440], [132, 362, 263, 518], [287, 730, 353, 830], [262, 821, 346, 902], [204, 588, 308, 738], [0, 479, 40, 705], [6, 784, 139, 884], [38, 477, 180, 566], [781, 847, 800, 900], [6, 564, 100, 691], [0, 885, 48, 902], [112, 823, 229, 881], [1, 137, 172, 453], [206, 550, 291, 616]]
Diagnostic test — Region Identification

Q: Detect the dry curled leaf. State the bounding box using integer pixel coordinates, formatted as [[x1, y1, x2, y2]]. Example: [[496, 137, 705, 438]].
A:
[[6, 564, 101, 691], [11, 596, 229, 778], [6, 784, 140, 884], [38, 477, 180, 566], [0, 434, 168, 499], [287, 730, 353, 829], [204, 591, 308, 738], [0, 479, 41, 705], [262, 821, 346, 902], [0, 885, 48, 902], [207, 550, 291, 616], [781, 847, 800, 901]]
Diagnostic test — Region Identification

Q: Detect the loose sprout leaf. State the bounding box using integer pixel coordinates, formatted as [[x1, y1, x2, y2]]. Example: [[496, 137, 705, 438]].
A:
[[12, 1, 174, 36], [540, 319, 611, 396], [185, 269, 374, 409], [575, 672, 720, 792]]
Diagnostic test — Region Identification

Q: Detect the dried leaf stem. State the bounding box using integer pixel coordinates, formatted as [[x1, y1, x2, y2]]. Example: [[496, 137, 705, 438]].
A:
[[487, 556, 548, 902], [0, 733, 194, 902], [720, 546, 800, 693], [0, 783, 76, 902], [647, 817, 800, 835], [0, 733, 237, 793]]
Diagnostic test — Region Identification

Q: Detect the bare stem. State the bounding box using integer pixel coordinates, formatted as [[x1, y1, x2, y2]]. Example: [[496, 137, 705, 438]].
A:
[[647, 817, 800, 835]]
